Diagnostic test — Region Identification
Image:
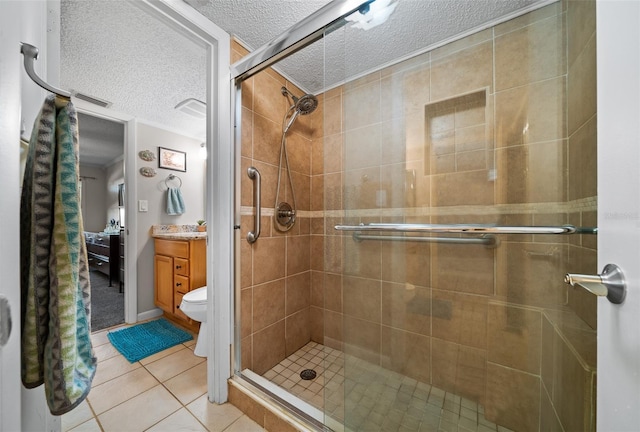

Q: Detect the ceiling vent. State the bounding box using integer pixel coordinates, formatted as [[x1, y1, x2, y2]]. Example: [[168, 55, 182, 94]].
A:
[[175, 98, 206, 119], [71, 91, 112, 108]]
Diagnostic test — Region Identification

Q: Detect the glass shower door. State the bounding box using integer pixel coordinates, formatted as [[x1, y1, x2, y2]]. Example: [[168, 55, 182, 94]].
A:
[[325, 1, 597, 431]]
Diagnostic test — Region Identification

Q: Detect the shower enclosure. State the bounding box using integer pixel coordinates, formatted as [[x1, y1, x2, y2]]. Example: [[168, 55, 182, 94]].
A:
[[233, 1, 597, 430]]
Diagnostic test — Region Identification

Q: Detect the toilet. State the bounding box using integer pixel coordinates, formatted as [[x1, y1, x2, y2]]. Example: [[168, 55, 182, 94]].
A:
[[179, 286, 208, 357]]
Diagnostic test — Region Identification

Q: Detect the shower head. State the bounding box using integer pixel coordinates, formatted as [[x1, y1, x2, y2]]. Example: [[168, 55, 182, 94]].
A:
[[281, 87, 318, 132]]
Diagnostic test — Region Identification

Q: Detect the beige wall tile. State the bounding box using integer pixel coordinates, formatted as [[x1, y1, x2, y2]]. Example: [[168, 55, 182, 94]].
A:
[[567, 245, 597, 330], [324, 172, 343, 211], [311, 138, 323, 176], [241, 287, 252, 338], [323, 133, 343, 174], [430, 42, 493, 101], [241, 107, 253, 158], [344, 80, 381, 130], [495, 77, 566, 147], [495, 14, 565, 91], [380, 237, 431, 287], [343, 316, 380, 364], [253, 70, 287, 124], [431, 289, 487, 349], [323, 93, 342, 136], [487, 303, 542, 374], [324, 310, 343, 349], [252, 237, 285, 284], [344, 124, 382, 170], [496, 242, 568, 307], [541, 386, 564, 432], [228, 384, 266, 427], [381, 282, 431, 336], [431, 170, 494, 207], [310, 306, 324, 344], [285, 132, 311, 175], [310, 235, 323, 271], [568, 33, 596, 136], [455, 124, 486, 153], [286, 309, 311, 356], [286, 271, 310, 315], [541, 315, 556, 397], [252, 321, 286, 375], [381, 326, 431, 384], [324, 234, 343, 274], [456, 149, 486, 172], [455, 344, 487, 403], [325, 273, 343, 313], [552, 331, 593, 432], [567, 0, 596, 68], [343, 237, 382, 279], [485, 363, 540, 431], [430, 338, 458, 395], [432, 29, 493, 60], [252, 279, 285, 332], [431, 242, 495, 295], [343, 276, 381, 323], [253, 113, 282, 166], [402, 64, 431, 115], [568, 115, 597, 201], [495, 140, 567, 204], [241, 335, 252, 371], [310, 270, 324, 307], [287, 235, 310, 276], [494, 2, 563, 36]]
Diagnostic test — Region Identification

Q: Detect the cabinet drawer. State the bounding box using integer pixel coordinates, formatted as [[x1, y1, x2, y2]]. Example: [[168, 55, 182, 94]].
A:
[[155, 239, 189, 258], [175, 275, 189, 294], [174, 292, 190, 322], [174, 258, 189, 276]]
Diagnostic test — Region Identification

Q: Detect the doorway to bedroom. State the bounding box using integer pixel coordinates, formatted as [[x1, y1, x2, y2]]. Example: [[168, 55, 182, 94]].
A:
[[78, 112, 126, 331]]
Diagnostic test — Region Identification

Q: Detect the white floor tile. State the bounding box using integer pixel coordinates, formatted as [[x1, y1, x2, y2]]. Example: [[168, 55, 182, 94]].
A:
[[186, 395, 243, 432]]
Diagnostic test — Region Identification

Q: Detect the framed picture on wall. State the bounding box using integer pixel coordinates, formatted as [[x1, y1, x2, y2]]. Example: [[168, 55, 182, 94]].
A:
[[158, 147, 187, 172]]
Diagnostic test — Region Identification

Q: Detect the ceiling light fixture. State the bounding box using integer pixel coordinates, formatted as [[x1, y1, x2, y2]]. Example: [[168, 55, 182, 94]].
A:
[[345, 0, 398, 31]]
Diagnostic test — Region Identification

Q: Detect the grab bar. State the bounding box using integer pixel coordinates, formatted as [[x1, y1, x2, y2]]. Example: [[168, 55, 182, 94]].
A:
[[247, 167, 261, 243], [335, 223, 597, 235], [353, 232, 498, 247]]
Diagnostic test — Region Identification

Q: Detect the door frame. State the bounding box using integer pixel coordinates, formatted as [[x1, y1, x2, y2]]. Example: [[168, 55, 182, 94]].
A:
[[72, 100, 138, 325], [135, 0, 232, 403]]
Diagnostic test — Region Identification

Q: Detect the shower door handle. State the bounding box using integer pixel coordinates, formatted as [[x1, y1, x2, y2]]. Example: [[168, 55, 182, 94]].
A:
[[564, 264, 626, 304], [247, 167, 261, 244]]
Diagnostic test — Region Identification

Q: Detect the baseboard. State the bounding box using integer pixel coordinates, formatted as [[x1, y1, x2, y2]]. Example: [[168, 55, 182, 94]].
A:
[[137, 308, 163, 322]]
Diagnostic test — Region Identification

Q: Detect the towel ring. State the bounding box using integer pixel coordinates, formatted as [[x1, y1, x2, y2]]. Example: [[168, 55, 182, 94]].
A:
[[165, 174, 182, 188]]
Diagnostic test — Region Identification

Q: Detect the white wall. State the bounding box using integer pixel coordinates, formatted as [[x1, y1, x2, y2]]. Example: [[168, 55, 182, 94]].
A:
[[135, 122, 205, 314], [0, 0, 60, 430], [79, 165, 107, 232]]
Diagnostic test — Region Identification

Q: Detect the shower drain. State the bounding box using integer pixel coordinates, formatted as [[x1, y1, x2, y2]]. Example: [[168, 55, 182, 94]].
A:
[[300, 369, 317, 380]]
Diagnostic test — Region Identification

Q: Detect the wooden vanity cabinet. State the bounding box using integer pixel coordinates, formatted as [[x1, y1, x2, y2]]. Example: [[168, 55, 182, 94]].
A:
[[154, 238, 206, 328]]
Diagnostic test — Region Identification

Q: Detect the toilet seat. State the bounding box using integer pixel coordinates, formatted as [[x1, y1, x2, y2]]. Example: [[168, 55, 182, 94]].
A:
[[182, 286, 207, 304]]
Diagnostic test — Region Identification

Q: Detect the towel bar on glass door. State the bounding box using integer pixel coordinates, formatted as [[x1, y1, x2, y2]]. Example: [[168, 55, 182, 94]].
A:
[[335, 223, 598, 235]]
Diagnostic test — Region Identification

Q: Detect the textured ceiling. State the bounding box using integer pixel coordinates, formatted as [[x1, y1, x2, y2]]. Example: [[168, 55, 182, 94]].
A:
[[77, 113, 124, 167], [60, 0, 549, 165]]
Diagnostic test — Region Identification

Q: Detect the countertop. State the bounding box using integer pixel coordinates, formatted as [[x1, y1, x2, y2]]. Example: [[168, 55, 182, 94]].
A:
[[152, 232, 207, 240]]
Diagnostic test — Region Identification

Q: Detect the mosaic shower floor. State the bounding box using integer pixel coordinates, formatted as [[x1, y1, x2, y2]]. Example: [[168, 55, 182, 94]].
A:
[[263, 342, 514, 432]]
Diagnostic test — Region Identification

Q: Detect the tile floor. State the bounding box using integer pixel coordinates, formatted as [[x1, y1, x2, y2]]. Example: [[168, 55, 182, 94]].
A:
[[263, 342, 515, 432], [62, 322, 264, 432]]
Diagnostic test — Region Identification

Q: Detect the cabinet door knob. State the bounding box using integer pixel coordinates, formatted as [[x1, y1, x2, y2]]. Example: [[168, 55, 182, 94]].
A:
[[176, 282, 182, 287], [176, 265, 182, 269]]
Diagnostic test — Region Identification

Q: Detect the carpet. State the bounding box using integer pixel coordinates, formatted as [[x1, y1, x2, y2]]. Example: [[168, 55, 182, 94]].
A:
[[90, 271, 124, 331], [108, 318, 193, 363]]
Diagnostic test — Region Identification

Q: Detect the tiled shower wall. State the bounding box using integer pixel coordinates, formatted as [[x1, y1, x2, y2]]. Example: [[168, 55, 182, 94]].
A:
[[235, 1, 596, 431], [308, 2, 597, 431], [234, 41, 320, 376]]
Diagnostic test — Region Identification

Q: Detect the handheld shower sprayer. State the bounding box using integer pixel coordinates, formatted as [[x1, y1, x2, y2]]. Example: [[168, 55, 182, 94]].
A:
[[281, 87, 318, 132]]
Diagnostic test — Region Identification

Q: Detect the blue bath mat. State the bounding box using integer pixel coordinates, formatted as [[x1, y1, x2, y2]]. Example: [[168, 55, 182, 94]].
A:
[[108, 318, 193, 363]]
